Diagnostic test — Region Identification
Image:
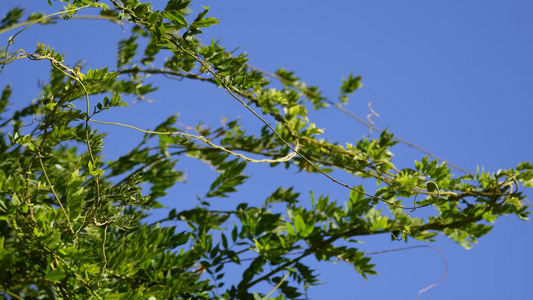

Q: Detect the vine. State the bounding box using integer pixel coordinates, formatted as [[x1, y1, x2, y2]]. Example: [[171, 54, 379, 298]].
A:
[[0, 2, 530, 299]]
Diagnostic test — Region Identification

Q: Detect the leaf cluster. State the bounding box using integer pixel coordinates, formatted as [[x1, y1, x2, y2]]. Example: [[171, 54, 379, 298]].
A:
[[0, 1, 530, 299]]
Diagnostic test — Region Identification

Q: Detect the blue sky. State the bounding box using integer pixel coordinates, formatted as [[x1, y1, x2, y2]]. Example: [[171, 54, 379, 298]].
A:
[[2, 1, 533, 299]]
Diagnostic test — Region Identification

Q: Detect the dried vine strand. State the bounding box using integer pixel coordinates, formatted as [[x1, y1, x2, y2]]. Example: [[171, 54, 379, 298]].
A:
[[0, 5, 91, 75], [42, 242, 103, 300], [0, 15, 119, 36], [392, 181, 441, 241], [37, 153, 75, 234], [90, 119, 300, 164], [366, 245, 448, 299], [366, 101, 380, 136], [262, 271, 291, 300], [0, 289, 24, 300], [23, 48, 104, 212], [4, 14, 108, 273]]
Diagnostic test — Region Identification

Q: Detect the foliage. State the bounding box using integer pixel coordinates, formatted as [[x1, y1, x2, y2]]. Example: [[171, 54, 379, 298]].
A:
[[0, 1, 530, 299]]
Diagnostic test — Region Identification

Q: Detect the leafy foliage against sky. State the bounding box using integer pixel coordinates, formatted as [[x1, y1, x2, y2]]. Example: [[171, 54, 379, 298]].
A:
[[0, 1, 531, 299]]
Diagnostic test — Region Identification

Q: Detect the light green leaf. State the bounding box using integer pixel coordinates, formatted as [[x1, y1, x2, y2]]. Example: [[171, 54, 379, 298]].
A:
[[45, 268, 66, 282], [294, 214, 306, 236], [286, 220, 296, 236]]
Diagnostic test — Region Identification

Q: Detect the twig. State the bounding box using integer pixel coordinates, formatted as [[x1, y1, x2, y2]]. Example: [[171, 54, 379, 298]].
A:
[[38, 153, 74, 234], [90, 119, 300, 164], [262, 271, 291, 300], [366, 245, 448, 299]]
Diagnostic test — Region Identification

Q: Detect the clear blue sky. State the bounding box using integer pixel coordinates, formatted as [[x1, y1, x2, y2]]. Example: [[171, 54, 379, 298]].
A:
[[2, 1, 533, 299]]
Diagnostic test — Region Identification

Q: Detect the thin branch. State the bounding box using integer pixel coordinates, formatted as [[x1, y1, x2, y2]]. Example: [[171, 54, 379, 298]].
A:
[[0, 5, 92, 75], [0, 288, 25, 300], [102, 225, 108, 271], [245, 251, 310, 289], [366, 245, 448, 299], [90, 119, 300, 164], [0, 15, 119, 36], [262, 271, 291, 300], [38, 153, 74, 234]]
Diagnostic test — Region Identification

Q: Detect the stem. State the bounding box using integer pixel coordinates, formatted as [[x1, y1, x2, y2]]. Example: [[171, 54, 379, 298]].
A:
[[38, 153, 74, 234]]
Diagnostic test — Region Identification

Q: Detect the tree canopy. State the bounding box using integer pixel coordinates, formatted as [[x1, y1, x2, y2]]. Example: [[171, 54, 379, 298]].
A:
[[0, 1, 531, 299]]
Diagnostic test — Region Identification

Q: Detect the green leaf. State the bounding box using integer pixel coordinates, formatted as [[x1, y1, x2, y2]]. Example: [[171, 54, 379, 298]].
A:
[[0, 84, 12, 114], [0, 170, 5, 191], [0, 7, 24, 30], [45, 268, 66, 282], [265, 187, 299, 205], [117, 35, 138, 67], [206, 159, 249, 198], [517, 169, 533, 187], [348, 185, 371, 216], [11, 194, 19, 206], [148, 201, 166, 209], [518, 212, 530, 221], [164, 10, 187, 27], [164, 0, 191, 11], [221, 233, 228, 249], [88, 161, 105, 176], [339, 73, 363, 104], [193, 16, 219, 28], [286, 220, 296, 236], [293, 214, 305, 235], [182, 6, 219, 41], [231, 224, 238, 241]]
